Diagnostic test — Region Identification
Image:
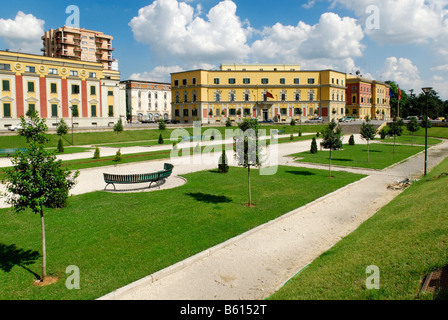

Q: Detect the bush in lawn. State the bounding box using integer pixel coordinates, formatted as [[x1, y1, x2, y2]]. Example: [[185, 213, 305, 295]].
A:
[[226, 118, 232, 127], [310, 137, 318, 154], [57, 138, 64, 153], [290, 118, 296, 126], [290, 133, 294, 141], [218, 149, 229, 173], [316, 132, 320, 138], [380, 128, 387, 139], [113, 149, 122, 162], [172, 141, 178, 151], [348, 134, 355, 146], [211, 131, 215, 141], [158, 119, 166, 131], [158, 134, 164, 144], [93, 146, 100, 159]]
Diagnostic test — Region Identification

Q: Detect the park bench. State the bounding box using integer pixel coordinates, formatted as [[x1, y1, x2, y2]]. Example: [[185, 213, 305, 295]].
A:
[[0, 148, 28, 157], [103, 163, 174, 191]]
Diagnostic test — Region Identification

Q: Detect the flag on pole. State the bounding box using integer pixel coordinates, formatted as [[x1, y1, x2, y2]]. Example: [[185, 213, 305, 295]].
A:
[[266, 92, 274, 99], [398, 87, 402, 101]]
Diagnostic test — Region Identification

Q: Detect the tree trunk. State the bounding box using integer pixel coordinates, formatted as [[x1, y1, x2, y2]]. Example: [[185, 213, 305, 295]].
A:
[[40, 206, 47, 280], [329, 149, 332, 178], [248, 165, 251, 206], [367, 140, 370, 163], [393, 135, 396, 153]]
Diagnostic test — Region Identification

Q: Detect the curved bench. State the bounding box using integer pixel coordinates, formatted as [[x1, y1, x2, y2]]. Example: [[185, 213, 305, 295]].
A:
[[103, 163, 174, 191]]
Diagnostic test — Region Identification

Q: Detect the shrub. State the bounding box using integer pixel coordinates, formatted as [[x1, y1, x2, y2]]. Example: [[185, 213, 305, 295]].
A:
[[225, 118, 232, 127], [316, 132, 320, 138], [57, 138, 64, 153], [158, 134, 164, 144], [211, 131, 215, 141], [348, 134, 355, 145], [310, 137, 318, 154], [290, 118, 296, 126], [158, 119, 166, 131], [113, 149, 122, 162], [93, 146, 100, 159], [218, 149, 229, 173], [172, 141, 178, 151], [380, 128, 387, 139], [290, 134, 294, 141]]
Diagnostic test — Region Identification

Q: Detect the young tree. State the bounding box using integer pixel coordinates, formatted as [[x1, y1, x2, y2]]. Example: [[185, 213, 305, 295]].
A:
[[388, 117, 404, 153], [360, 119, 376, 162], [158, 134, 164, 144], [235, 118, 263, 207], [218, 149, 229, 173], [406, 117, 420, 145], [321, 119, 343, 178], [56, 118, 68, 137], [2, 113, 79, 282], [158, 118, 166, 131], [113, 118, 124, 142], [113, 149, 122, 162], [310, 137, 318, 154], [93, 146, 100, 159], [57, 138, 64, 153], [348, 134, 355, 146]]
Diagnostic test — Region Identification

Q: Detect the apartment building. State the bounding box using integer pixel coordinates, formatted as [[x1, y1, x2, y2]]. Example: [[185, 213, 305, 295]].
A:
[[41, 27, 115, 70], [0, 50, 125, 129], [121, 80, 171, 123], [171, 64, 347, 124]]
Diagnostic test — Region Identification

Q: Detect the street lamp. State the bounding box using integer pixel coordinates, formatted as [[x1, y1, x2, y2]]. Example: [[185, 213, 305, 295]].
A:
[[69, 105, 75, 146], [422, 87, 432, 176]]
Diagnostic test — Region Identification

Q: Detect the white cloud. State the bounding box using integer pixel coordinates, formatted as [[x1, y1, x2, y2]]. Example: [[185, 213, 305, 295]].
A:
[[377, 57, 423, 92], [331, 0, 448, 45], [129, 0, 251, 65], [0, 11, 45, 54], [130, 65, 185, 83]]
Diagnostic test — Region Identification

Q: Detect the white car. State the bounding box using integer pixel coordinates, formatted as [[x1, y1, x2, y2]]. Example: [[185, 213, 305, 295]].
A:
[[8, 124, 23, 131]]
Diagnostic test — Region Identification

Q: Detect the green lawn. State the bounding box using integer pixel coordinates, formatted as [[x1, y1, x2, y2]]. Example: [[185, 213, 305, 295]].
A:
[[376, 135, 442, 146], [0, 166, 364, 300], [269, 156, 448, 300], [289, 143, 426, 170]]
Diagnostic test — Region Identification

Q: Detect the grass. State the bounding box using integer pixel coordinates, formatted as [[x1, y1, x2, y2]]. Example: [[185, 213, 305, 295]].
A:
[[269, 156, 448, 300], [0, 165, 364, 300], [376, 135, 442, 146], [289, 143, 426, 170]]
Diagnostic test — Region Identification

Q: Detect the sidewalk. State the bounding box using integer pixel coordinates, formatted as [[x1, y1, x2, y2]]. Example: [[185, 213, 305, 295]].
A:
[[96, 138, 448, 300]]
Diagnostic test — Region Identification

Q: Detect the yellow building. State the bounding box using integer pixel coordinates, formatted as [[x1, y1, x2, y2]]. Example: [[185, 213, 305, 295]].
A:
[[371, 81, 391, 120], [171, 64, 347, 124], [0, 50, 125, 130]]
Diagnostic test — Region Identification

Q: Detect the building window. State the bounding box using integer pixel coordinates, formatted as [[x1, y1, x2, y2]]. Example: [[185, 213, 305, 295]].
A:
[[261, 78, 269, 84], [72, 85, 80, 94], [192, 91, 197, 102], [308, 78, 315, 84], [3, 103, 11, 118], [48, 68, 58, 75], [2, 80, 10, 91], [175, 109, 180, 117], [27, 82, 35, 93], [108, 90, 114, 96], [51, 104, 58, 117], [70, 70, 78, 77], [244, 93, 250, 102], [50, 83, 57, 94], [228, 78, 236, 84], [175, 92, 180, 103], [281, 108, 287, 115], [25, 66, 36, 73], [214, 91, 221, 102], [183, 92, 188, 103], [281, 92, 286, 101], [294, 108, 302, 115], [71, 105, 79, 117], [182, 79, 187, 85], [294, 78, 300, 84], [28, 104, 36, 115], [216, 109, 221, 116], [174, 80, 179, 86], [353, 96, 357, 104], [91, 105, 97, 117], [243, 78, 250, 84], [192, 109, 198, 116], [280, 78, 286, 84], [192, 78, 196, 85], [0, 64, 11, 71], [183, 109, 189, 117], [229, 109, 236, 116], [89, 72, 97, 78], [295, 93, 300, 101], [90, 86, 96, 95], [214, 78, 220, 85], [108, 105, 114, 117]]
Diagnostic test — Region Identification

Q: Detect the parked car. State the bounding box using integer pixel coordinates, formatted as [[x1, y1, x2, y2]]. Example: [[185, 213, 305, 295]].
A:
[[436, 117, 446, 121], [340, 116, 353, 122], [406, 116, 418, 121], [8, 124, 24, 131], [305, 116, 323, 123]]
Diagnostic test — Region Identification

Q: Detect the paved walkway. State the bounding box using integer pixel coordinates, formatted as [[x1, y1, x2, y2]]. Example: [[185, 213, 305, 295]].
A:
[[92, 137, 448, 300]]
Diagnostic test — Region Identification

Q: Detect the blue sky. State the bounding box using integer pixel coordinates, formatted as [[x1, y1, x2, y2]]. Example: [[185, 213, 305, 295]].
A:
[[1, 0, 447, 99]]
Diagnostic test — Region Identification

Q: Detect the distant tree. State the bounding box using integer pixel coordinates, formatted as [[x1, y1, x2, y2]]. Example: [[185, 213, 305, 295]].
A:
[[406, 117, 420, 145], [310, 137, 318, 154], [93, 146, 100, 159], [360, 119, 376, 162], [225, 118, 232, 127], [235, 118, 263, 207], [388, 117, 404, 153], [113, 118, 124, 142], [290, 118, 296, 126], [2, 113, 79, 282], [158, 134, 164, 145], [113, 149, 122, 162], [321, 119, 343, 177], [348, 134, 355, 146], [56, 119, 68, 136], [158, 119, 166, 131]]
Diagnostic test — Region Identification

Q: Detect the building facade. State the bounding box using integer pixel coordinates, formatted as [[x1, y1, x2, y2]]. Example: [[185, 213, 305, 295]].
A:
[[41, 27, 115, 71], [122, 80, 171, 123], [0, 50, 125, 130], [171, 64, 347, 124], [345, 74, 391, 120]]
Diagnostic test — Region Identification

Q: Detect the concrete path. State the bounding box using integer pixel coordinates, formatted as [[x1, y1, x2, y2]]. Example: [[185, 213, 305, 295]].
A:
[[94, 137, 448, 300]]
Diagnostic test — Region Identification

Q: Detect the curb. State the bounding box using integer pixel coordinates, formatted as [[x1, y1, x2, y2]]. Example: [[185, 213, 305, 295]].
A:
[[97, 174, 371, 300]]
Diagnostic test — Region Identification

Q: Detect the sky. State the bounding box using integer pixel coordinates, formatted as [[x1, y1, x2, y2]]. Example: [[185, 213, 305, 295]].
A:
[[0, 0, 447, 99]]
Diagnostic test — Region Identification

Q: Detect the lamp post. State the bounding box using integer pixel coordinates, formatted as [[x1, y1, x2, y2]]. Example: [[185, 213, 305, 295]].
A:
[[422, 87, 432, 176], [69, 105, 74, 146]]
